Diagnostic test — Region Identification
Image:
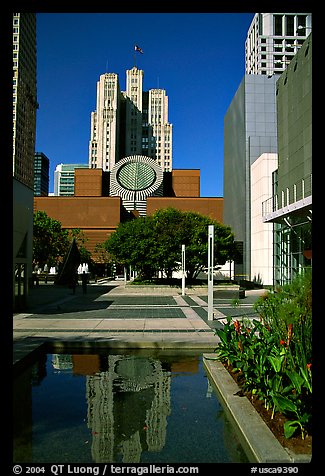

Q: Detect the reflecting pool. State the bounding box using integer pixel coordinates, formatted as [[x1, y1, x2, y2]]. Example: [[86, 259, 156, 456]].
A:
[[13, 350, 249, 463]]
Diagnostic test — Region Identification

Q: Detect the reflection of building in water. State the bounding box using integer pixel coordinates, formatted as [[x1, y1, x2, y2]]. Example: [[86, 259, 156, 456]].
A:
[[13, 353, 47, 462], [86, 355, 171, 463], [52, 354, 73, 371]]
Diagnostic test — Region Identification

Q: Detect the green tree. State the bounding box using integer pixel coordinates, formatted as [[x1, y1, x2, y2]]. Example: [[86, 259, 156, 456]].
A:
[[105, 216, 159, 279], [33, 211, 70, 267], [104, 208, 235, 281], [180, 211, 235, 279], [152, 208, 186, 278]]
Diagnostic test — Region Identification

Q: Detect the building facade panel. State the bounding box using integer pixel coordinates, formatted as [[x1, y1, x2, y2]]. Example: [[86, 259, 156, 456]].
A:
[[34, 197, 122, 256], [250, 153, 278, 285], [81, 229, 117, 255], [146, 197, 223, 223], [34, 197, 121, 228], [224, 79, 247, 245], [276, 34, 312, 204], [74, 168, 104, 197], [171, 170, 200, 197], [261, 34, 312, 285], [224, 74, 278, 281]]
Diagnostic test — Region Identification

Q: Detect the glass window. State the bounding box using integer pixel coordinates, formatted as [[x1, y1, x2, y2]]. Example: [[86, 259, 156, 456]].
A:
[[274, 15, 283, 36], [285, 15, 294, 36], [297, 15, 307, 36]]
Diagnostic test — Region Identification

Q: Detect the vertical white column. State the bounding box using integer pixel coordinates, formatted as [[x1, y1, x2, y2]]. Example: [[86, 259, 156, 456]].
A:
[[208, 225, 214, 321], [181, 244, 186, 296]]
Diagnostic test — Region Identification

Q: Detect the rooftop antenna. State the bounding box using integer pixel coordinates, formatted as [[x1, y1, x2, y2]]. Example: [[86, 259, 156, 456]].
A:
[[105, 59, 108, 73]]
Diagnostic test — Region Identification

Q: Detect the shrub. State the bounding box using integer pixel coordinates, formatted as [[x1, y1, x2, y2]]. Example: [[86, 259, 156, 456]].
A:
[[215, 271, 312, 439]]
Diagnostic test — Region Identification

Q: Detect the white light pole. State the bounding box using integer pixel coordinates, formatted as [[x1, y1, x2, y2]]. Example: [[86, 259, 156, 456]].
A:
[[208, 225, 214, 321], [181, 244, 186, 296]]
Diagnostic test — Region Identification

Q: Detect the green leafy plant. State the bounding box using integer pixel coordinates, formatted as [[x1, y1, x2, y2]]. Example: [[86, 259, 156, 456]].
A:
[[214, 271, 312, 440]]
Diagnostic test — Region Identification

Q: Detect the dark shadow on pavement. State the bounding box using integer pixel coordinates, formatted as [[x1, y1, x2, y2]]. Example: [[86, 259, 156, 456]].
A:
[[25, 284, 117, 315]]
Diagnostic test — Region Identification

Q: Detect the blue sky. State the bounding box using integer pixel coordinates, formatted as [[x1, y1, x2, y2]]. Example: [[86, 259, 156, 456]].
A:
[[35, 12, 255, 197]]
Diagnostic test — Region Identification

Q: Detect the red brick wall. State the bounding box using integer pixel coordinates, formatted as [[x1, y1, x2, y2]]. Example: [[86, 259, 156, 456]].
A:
[[146, 197, 223, 222]]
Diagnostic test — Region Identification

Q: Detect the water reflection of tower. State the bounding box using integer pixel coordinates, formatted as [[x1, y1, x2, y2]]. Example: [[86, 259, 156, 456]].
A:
[[86, 355, 171, 463], [52, 354, 73, 371]]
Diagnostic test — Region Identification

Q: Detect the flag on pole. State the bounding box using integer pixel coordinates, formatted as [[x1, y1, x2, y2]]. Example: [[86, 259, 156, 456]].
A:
[[134, 45, 144, 54]]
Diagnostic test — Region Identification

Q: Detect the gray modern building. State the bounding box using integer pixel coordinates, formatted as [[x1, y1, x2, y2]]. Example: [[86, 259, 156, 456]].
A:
[[262, 34, 312, 285], [223, 74, 278, 282], [224, 12, 312, 286]]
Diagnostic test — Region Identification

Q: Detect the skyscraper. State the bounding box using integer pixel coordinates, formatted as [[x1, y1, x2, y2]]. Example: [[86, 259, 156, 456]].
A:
[[13, 13, 37, 310], [88, 67, 173, 173], [246, 13, 312, 76], [34, 152, 49, 196], [13, 13, 38, 187], [89, 72, 121, 172]]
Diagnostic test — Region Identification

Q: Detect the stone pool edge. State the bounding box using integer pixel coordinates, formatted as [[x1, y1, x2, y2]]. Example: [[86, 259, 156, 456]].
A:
[[13, 336, 217, 374], [203, 354, 312, 464]]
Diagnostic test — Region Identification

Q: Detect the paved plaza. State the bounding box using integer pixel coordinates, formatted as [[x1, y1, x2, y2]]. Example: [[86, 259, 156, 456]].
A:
[[13, 278, 266, 364]]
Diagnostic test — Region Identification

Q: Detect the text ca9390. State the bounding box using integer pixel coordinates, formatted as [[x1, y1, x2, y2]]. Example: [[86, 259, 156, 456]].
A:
[[254, 468, 299, 474]]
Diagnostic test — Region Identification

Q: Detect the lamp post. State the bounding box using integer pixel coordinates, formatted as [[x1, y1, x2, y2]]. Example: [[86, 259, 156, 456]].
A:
[[208, 225, 214, 321]]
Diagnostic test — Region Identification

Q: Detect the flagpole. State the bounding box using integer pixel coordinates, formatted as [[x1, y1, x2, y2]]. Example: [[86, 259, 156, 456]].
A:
[[134, 45, 143, 68]]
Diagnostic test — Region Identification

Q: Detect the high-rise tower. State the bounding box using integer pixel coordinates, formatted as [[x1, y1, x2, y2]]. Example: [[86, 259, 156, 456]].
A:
[[246, 13, 312, 76], [13, 12, 38, 188], [88, 67, 173, 173], [89, 73, 121, 172], [13, 12, 37, 311], [34, 152, 49, 196]]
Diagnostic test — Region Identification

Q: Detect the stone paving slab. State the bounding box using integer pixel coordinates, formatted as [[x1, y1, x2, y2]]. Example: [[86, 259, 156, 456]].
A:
[[101, 295, 178, 305], [13, 280, 267, 364]]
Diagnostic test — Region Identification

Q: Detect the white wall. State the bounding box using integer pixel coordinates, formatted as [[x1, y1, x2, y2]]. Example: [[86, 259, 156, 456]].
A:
[[250, 153, 278, 285]]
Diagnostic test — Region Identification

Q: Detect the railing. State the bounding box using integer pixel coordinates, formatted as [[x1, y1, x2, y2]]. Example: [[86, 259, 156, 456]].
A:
[[262, 174, 312, 218]]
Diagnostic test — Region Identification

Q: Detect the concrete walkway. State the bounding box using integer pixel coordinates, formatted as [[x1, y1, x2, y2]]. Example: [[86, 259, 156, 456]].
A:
[[13, 279, 266, 364]]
